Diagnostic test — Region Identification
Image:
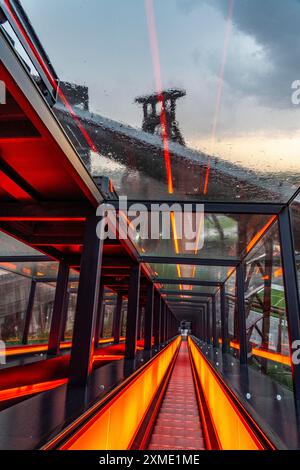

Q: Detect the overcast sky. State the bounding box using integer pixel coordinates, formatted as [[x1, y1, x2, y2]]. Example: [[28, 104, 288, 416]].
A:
[[21, 0, 300, 174]]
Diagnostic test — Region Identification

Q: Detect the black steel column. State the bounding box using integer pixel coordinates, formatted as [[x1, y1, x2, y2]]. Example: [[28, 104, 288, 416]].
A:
[[125, 263, 141, 360], [212, 295, 217, 347], [153, 293, 161, 346], [48, 261, 70, 356], [220, 284, 229, 352], [278, 207, 300, 401], [236, 263, 247, 365], [60, 291, 70, 342], [69, 216, 103, 386], [206, 303, 211, 344], [22, 279, 36, 345], [166, 308, 170, 340], [144, 284, 154, 350], [163, 304, 167, 342], [160, 298, 165, 343], [113, 292, 123, 344], [94, 284, 105, 348]]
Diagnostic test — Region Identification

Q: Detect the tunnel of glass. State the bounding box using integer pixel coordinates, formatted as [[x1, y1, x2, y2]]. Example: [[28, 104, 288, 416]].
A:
[[1, 0, 300, 451]]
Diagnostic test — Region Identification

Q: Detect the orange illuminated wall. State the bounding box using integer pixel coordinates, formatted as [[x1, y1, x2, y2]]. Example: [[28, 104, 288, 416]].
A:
[[5, 337, 125, 357], [57, 337, 181, 450], [188, 337, 273, 450]]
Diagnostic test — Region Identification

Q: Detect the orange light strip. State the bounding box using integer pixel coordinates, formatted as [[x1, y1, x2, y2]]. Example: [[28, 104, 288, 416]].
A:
[[55, 337, 181, 450], [204, 0, 234, 195], [145, 0, 173, 194], [5, 337, 125, 357], [0, 379, 67, 402], [246, 216, 277, 253], [188, 337, 274, 450], [224, 339, 291, 366], [0, 353, 125, 403]]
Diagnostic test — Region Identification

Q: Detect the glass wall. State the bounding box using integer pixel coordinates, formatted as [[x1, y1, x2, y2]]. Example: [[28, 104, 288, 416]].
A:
[[0, 270, 31, 345], [63, 281, 78, 341], [215, 289, 221, 343], [224, 271, 238, 357], [121, 300, 127, 338], [28, 282, 56, 343], [244, 221, 292, 390], [102, 289, 116, 338], [290, 197, 300, 296]]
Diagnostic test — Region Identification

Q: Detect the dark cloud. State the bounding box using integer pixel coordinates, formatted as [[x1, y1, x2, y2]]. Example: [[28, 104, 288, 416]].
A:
[[178, 0, 300, 108]]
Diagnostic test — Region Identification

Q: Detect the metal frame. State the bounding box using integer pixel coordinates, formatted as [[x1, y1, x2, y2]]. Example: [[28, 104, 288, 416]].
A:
[[278, 207, 300, 401], [2, 5, 300, 415], [69, 216, 103, 386], [140, 256, 239, 267], [112, 292, 123, 344], [124, 263, 141, 360], [153, 278, 221, 287], [144, 284, 154, 350], [109, 199, 284, 215], [47, 261, 69, 356]]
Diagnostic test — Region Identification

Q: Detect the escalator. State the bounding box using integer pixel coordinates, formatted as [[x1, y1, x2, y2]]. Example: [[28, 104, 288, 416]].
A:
[[147, 341, 205, 450], [42, 336, 274, 450]]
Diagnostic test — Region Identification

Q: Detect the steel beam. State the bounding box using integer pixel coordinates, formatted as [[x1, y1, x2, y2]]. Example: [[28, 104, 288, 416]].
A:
[[144, 284, 154, 350], [109, 200, 283, 215], [153, 293, 161, 346], [22, 279, 36, 344], [220, 284, 229, 353], [69, 216, 103, 386], [0, 255, 51, 263], [112, 292, 122, 344], [125, 263, 141, 359], [212, 295, 217, 347], [278, 207, 300, 402], [160, 298, 165, 343], [160, 290, 213, 297], [140, 256, 239, 266], [48, 261, 70, 356], [153, 278, 221, 287], [0, 202, 92, 220], [236, 263, 247, 365]]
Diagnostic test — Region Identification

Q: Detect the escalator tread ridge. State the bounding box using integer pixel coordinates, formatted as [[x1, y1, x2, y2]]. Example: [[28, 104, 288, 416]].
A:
[[147, 341, 205, 451]]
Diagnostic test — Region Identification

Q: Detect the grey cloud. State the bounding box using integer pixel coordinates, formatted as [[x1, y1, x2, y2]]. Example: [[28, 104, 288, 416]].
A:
[[178, 0, 300, 108]]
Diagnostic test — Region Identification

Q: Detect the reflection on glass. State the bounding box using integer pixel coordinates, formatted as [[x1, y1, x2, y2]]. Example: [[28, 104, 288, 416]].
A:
[[225, 271, 238, 358], [29, 282, 56, 343], [0, 232, 39, 256], [290, 198, 300, 298], [133, 212, 273, 260], [215, 289, 221, 341], [150, 263, 231, 282], [157, 284, 217, 294], [244, 221, 292, 391], [121, 301, 127, 338], [19, 0, 300, 202], [102, 290, 116, 338], [0, 270, 31, 345]]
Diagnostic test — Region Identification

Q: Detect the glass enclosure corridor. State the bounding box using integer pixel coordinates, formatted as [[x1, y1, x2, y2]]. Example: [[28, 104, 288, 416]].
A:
[[0, 0, 300, 452]]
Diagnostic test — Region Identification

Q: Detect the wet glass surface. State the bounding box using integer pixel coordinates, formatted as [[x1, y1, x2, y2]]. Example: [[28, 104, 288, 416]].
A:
[[148, 262, 232, 282], [18, 0, 300, 202], [131, 211, 273, 260]]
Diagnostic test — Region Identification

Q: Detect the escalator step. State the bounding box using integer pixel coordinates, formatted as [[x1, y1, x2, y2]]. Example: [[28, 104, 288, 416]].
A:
[[147, 341, 205, 451]]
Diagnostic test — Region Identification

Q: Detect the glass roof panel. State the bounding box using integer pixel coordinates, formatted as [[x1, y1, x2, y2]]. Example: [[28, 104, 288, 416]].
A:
[[149, 263, 231, 283], [19, 0, 300, 203], [157, 284, 217, 294], [131, 211, 273, 260]]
